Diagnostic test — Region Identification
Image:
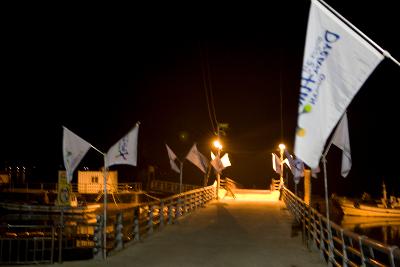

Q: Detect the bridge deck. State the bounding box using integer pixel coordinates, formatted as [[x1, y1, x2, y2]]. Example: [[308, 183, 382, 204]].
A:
[[42, 195, 327, 266]]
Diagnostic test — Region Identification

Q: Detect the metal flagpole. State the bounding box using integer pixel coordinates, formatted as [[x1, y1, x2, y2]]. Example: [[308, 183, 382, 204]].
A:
[[87, 144, 107, 260], [317, 0, 400, 67], [102, 155, 107, 259], [320, 114, 341, 265], [179, 161, 183, 193]]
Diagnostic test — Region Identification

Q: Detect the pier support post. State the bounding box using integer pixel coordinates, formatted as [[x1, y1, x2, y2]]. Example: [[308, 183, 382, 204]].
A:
[[304, 169, 311, 206]]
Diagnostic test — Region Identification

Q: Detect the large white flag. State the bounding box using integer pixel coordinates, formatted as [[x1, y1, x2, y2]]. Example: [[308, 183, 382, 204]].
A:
[[294, 0, 383, 168], [332, 113, 351, 177], [106, 123, 139, 168], [271, 153, 282, 175], [165, 144, 181, 173], [63, 127, 91, 183], [186, 143, 209, 173]]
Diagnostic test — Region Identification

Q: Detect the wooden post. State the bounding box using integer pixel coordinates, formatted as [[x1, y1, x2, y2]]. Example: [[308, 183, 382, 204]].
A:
[[304, 169, 311, 205]]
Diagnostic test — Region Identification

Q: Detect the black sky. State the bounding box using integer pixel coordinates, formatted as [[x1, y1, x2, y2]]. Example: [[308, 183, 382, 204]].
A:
[[2, 1, 399, 197]]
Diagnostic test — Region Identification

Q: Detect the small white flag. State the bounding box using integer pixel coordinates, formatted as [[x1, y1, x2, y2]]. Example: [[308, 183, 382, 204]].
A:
[[294, 0, 383, 169], [271, 153, 282, 175], [284, 150, 304, 178], [63, 127, 91, 183], [220, 153, 231, 168], [186, 143, 209, 173], [211, 156, 225, 173], [165, 144, 181, 173], [332, 113, 351, 177], [106, 123, 139, 168]]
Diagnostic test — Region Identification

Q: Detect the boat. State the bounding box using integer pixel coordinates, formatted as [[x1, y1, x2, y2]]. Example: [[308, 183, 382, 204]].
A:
[[335, 182, 400, 217], [0, 202, 100, 214], [341, 215, 400, 229]]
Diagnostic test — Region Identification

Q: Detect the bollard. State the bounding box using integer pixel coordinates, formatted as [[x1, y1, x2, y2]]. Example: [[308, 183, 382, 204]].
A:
[[115, 213, 123, 251], [133, 207, 140, 241], [148, 206, 154, 235], [159, 201, 164, 228], [168, 203, 173, 225]]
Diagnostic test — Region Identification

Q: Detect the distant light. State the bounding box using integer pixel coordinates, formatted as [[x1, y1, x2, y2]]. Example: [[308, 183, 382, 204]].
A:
[[279, 144, 286, 150]]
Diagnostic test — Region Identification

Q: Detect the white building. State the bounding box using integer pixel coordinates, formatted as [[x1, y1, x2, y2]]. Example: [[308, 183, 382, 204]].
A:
[[77, 171, 118, 194]]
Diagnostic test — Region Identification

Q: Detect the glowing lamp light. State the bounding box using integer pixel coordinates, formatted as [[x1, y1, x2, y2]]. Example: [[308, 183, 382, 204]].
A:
[[213, 140, 223, 150], [278, 143, 286, 150]]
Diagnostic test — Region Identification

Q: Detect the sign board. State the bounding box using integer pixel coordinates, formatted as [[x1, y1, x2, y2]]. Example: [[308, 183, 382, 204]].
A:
[[57, 170, 71, 206]]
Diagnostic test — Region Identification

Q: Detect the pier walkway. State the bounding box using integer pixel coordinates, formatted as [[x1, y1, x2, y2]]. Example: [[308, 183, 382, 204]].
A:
[[40, 192, 326, 266]]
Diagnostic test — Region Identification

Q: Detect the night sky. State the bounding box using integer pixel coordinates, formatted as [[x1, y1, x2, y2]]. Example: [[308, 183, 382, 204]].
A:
[[2, 1, 399, 198]]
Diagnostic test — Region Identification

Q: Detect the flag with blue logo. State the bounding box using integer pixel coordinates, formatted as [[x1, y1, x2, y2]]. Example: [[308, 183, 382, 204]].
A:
[[106, 123, 139, 167], [294, 0, 383, 168]]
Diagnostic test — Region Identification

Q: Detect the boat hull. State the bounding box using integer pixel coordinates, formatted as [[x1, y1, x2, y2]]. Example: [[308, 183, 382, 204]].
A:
[[339, 199, 400, 217], [0, 202, 100, 214]]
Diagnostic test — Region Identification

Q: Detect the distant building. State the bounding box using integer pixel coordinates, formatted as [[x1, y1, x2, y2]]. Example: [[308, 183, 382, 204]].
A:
[[77, 171, 118, 194]]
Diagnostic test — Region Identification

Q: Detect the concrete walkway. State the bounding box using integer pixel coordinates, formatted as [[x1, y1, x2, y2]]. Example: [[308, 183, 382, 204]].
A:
[[40, 197, 327, 267]]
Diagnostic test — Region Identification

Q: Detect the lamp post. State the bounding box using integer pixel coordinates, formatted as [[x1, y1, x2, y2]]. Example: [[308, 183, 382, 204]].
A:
[[213, 140, 223, 200], [278, 143, 285, 185]]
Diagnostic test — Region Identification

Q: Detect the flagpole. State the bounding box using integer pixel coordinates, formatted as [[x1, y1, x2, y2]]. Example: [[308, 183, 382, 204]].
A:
[[84, 144, 108, 259], [102, 155, 108, 259], [322, 155, 334, 264], [179, 162, 183, 193], [317, 0, 400, 67], [320, 113, 344, 265]]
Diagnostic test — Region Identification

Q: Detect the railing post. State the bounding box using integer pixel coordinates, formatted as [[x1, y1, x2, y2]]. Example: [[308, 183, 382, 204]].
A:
[[58, 208, 64, 264], [115, 212, 123, 251], [50, 226, 55, 264], [133, 207, 140, 241], [388, 246, 397, 267], [175, 198, 181, 221], [340, 229, 348, 267], [359, 235, 367, 267], [318, 215, 326, 261], [311, 209, 319, 251], [93, 214, 103, 260]]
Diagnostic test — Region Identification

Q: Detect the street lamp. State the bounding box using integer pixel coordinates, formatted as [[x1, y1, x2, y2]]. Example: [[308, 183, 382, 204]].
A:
[[278, 143, 285, 185], [213, 139, 223, 199]]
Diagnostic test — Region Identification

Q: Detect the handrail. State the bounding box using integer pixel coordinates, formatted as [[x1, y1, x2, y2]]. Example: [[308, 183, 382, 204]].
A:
[[281, 186, 400, 267], [94, 185, 216, 259], [149, 180, 201, 194], [0, 182, 143, 194]]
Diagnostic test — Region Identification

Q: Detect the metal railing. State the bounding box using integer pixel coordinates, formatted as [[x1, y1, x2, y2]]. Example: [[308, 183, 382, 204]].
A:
[[71, 182, 143, 194], [282, 186, 400, 267], [271, 178, 280, 191], [0, 225, 55, 265], [93, 185, 215, 259], [149, 180, 201, 194], [1, 182, 142, 194]]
